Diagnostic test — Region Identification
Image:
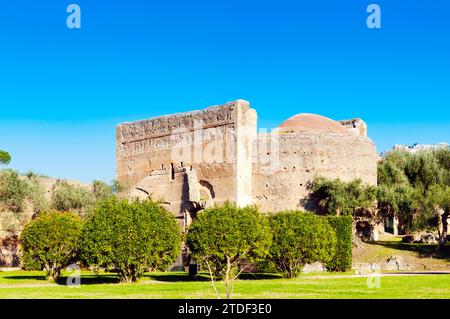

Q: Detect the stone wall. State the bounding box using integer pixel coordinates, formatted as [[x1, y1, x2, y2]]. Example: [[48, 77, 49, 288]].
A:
[[117, 100, 378, 220], [253, 132, 377, 213], [117, 100, 257, 227]]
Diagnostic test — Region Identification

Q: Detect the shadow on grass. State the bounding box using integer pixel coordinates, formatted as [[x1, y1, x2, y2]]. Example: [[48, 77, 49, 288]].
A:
[[4, 273, 120, 285], [143, 272, 281, 282], [3, 275, 47, 281], [369, 241, 450, 260], [2, 270, 282, 285], [238, 273, 281, 280], [58, 274, 120, 285], [144, 272, 210, 282]]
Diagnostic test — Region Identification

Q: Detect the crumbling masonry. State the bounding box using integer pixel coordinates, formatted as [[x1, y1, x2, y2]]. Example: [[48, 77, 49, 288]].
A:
[[116, 100, 378, 234]]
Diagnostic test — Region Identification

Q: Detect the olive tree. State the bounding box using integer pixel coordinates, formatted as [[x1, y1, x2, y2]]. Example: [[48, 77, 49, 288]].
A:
[[377, 149, 450, 243], [20, 211, 83, 281], [186, 202, 271, 299], [51, 181, 94, 215], [0, 169, 29, 212], [79, 198, 181, 283], [310, 178, 377, 216], [267, 211, 336, 278]]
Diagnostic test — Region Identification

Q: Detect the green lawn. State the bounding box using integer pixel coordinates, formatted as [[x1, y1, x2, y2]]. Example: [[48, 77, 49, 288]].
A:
[[0, 270, 449, 299]]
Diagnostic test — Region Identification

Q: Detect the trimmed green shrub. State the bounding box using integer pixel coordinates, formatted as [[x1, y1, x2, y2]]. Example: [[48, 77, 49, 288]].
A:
[[325, 215, 353, 272], [187, 202, 271, 299], [268, 211, 336, 278], [79, 198, 181, 283], [20, 211, 83, 281]]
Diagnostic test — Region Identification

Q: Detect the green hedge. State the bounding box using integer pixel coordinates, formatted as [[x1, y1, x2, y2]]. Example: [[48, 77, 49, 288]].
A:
[[325, 215, 353, 272], [268, 211, 336, 278]]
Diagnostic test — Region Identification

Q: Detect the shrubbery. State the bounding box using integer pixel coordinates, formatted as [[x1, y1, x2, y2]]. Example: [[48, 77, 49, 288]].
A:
[[310, 178, 377, 216], [325, 215, 353, 272], [79, 198, 181, 283], [267, 211, 336, 278], [25, 172, 50, 212], [187, 202, 271, 298], [20, 211, 83, 281], [17, 199, 354, 286], [0, 169, 30, 212], [92, 180, 115, 201]]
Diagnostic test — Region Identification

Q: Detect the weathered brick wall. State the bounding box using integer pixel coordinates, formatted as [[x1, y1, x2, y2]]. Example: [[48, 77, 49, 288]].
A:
[[253, 132, 378, 213], [117, 100, 378, 219], [116, 100, 257, 223]]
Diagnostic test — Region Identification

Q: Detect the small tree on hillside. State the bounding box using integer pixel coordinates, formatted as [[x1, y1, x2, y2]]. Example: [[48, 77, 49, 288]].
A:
[[268, 211, 336, 278], [79, 198, 181, 283], [92, 180, 114, 201], [51, 181, 94, 215], [0, 169, 29, 212], [25, 172, 50, 213], [0, 150, 11, 165], [20, 211, 83, 281], [186, 202, 271, 299]]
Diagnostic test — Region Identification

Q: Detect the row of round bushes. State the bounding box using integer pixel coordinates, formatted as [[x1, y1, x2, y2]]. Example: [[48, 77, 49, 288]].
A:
[[21, 198, 180, 282], [188, 203, 352, 281], [20, 199, 352, 282]]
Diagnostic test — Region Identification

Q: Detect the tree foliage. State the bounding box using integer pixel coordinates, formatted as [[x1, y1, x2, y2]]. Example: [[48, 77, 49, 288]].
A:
[[0, 150, 11, 165], [0, 169, 30, 212], [20, 211, 83, 281], [310, 178, 377, 216], [267, 211, 336, 278], [25, 172, 50, 213], [0, 170, 49, 213], [377, 149, 450, 237], [187, 202, 271, 298], [92, 180, 114, 201], [79, 198, 181, 283], [51, 181, 94, 215]]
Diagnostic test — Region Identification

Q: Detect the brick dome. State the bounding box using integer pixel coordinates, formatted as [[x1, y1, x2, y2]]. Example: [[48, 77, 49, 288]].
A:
[[278, 113, 350, 134]]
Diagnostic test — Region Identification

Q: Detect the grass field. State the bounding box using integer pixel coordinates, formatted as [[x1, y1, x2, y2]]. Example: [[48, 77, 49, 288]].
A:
[[1, 270, 450, 299]]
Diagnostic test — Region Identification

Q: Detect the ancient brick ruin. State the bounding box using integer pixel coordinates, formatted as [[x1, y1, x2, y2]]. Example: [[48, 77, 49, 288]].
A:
[[116, 100, 378, 232]]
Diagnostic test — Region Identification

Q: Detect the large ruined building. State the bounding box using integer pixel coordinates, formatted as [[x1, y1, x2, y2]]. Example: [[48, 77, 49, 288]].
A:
[[116, 100, 378, 232]]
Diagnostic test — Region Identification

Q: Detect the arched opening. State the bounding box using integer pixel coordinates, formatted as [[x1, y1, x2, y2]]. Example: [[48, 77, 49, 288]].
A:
[[356, 221, 373, 241]]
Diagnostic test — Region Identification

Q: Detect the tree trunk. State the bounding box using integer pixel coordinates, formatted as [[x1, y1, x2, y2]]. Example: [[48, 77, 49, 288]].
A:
[[442, 209, 449, 235], [225, 257, 231, 299], [45, 264, 61, 281], [438, 209, 449, 254], [205, 260, 221, 299]]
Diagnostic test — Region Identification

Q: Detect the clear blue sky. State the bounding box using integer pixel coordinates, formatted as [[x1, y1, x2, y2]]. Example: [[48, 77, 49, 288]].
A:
[[0, 1, 449, 183]]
